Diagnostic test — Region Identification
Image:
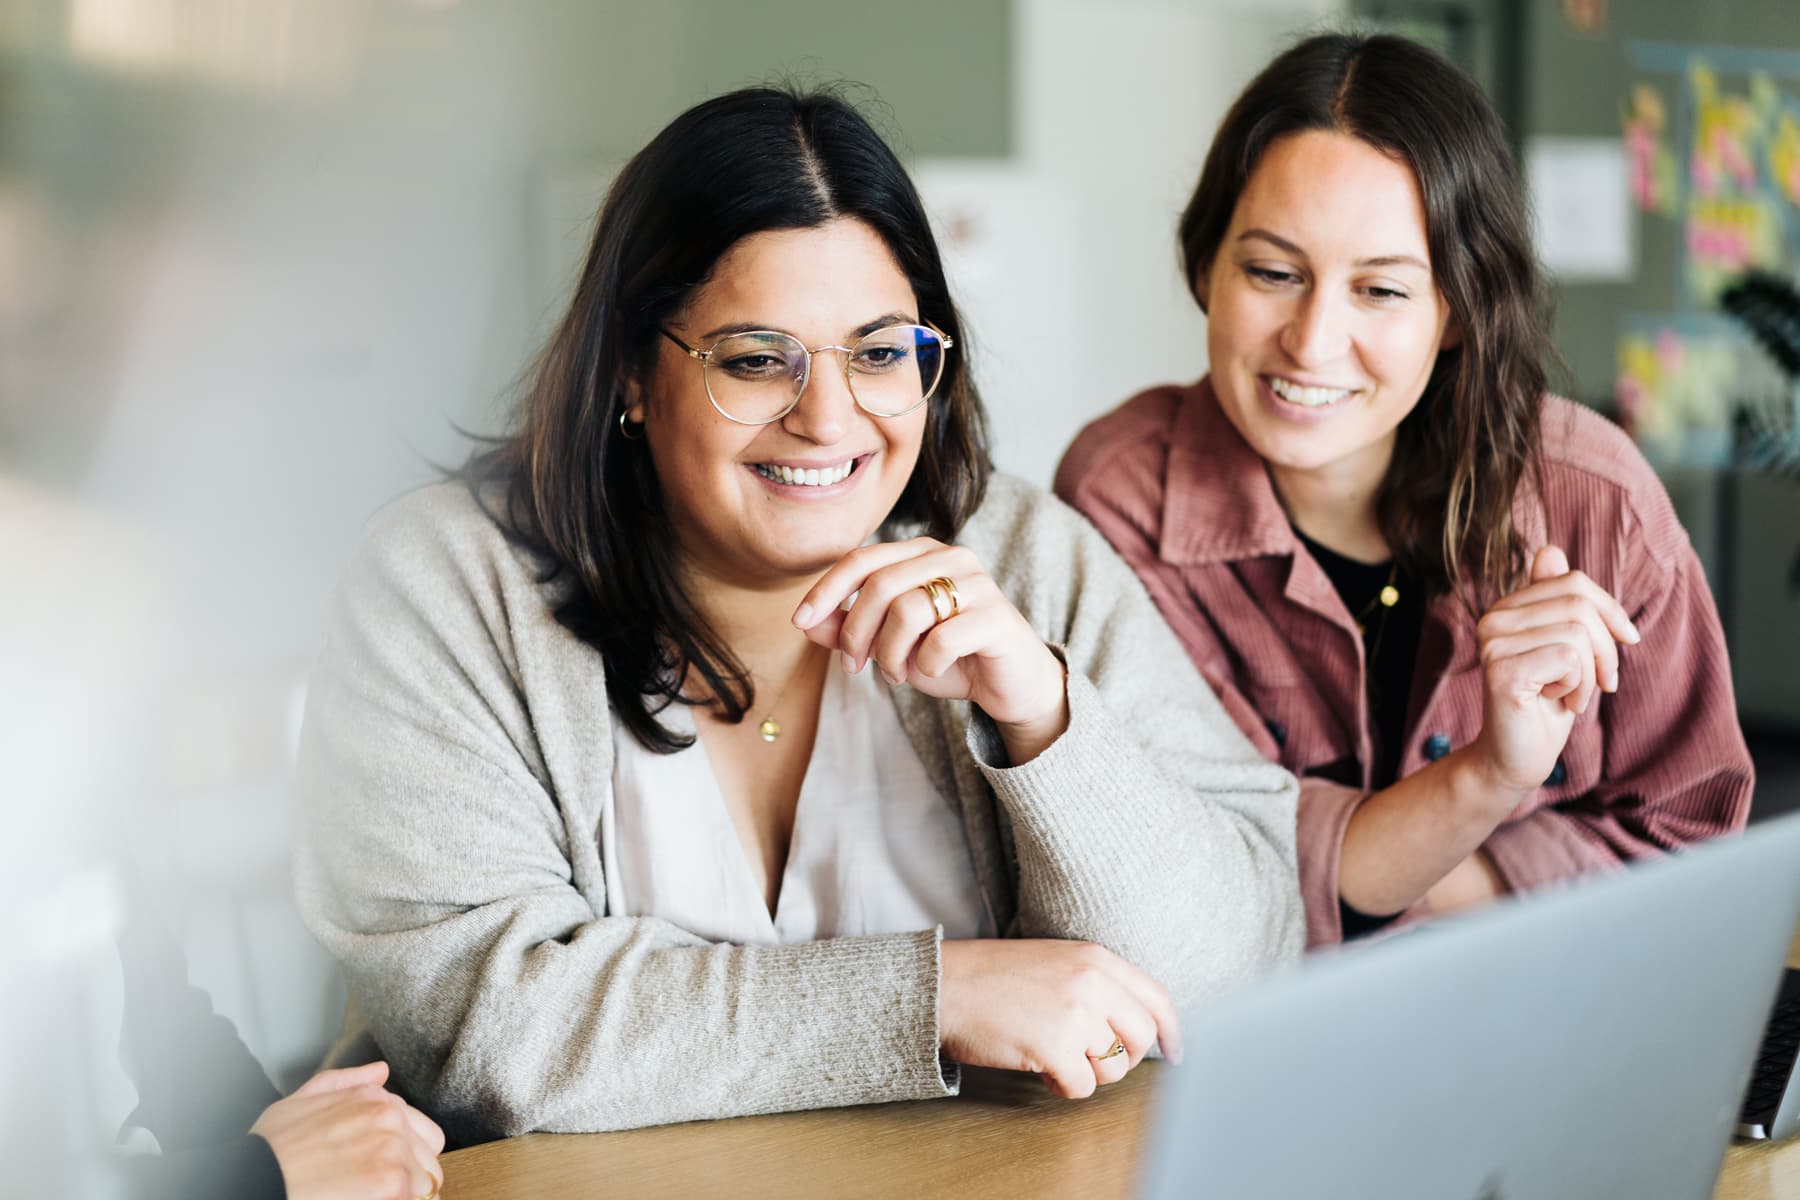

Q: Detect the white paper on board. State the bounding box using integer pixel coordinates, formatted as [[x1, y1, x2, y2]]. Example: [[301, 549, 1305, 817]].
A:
[[1526, 136, 1637, 282]]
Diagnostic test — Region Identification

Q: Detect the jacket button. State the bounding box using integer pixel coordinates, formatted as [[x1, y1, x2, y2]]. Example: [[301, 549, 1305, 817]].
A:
[[1424, 732, 1452, 761], [1544, 759, 1567, 787], [1265, 719, 1288, 748]]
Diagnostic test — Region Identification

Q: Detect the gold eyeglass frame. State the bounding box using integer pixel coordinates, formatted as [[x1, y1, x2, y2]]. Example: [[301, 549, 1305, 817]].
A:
[[659, 322, 954, 426]]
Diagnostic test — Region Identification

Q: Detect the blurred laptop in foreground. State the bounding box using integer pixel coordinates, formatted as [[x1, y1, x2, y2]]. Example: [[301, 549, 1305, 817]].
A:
[[1142, 815, 1800, 1200]]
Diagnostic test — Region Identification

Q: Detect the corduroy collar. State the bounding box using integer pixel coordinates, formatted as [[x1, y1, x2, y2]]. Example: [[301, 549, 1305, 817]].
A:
[[1159, 376, 1299, 567]]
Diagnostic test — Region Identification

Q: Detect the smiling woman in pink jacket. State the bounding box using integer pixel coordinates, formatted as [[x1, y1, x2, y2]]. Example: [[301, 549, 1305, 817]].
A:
[[1057, 32, 1752, 948]]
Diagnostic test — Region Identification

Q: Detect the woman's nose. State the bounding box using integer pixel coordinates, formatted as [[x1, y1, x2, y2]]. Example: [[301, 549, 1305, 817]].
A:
[[1280, 292, 1350, 366], [781, 346, 857, 444]]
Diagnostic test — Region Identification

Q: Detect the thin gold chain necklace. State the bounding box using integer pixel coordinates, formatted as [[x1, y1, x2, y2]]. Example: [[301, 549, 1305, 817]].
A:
[[1354, 562, 1402, 717], [755, 643, 825, 744], [1353, 562, 1401, 637]]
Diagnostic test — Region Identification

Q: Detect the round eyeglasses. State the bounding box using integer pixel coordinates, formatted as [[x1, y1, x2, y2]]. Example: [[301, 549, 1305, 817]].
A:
[[659, 323, 953, 425]]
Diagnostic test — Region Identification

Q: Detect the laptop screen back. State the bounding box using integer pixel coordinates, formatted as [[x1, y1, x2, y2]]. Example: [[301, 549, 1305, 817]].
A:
[[1140, 816, 1800, 1200]]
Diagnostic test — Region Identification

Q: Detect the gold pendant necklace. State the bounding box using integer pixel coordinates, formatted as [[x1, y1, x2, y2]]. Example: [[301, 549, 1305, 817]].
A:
[[1353, 564, 1401, 635], [755, 643, 823, 744]]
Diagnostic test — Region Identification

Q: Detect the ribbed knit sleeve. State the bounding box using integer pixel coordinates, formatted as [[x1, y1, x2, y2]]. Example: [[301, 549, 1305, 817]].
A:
[[951, 481, 1305, 1005]]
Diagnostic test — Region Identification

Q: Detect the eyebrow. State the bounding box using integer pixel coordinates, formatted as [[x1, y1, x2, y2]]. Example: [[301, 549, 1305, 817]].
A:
[[1237, 229, 1431, 272], [698, 311, 919, 342]]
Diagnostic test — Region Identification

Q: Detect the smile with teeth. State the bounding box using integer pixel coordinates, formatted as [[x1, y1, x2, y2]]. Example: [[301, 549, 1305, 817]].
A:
[[1268, 377, 1356, 408], [754, 459, 859, 486]]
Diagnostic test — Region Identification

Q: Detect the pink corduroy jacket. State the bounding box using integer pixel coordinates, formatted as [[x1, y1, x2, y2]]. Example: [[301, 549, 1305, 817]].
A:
[[1055, 378, 1754, 948]]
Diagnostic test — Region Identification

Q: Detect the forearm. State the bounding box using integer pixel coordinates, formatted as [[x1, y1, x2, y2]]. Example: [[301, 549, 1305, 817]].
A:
[[972, 669, 1304, 1002], [1338, 747, 1530, 916], [114, 886, 283, 1150], [301, 854, 954, 1139], [122, 1136, 286, 1200], [1421, 847, 1508, 913]]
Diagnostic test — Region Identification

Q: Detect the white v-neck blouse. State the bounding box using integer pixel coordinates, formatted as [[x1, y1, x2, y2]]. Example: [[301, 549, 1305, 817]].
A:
[[603, 665, 992, 946]]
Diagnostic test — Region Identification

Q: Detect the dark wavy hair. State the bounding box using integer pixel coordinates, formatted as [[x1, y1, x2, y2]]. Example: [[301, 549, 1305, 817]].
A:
[[1178, 32, 1550, 601], [465, 86, 990, 752]]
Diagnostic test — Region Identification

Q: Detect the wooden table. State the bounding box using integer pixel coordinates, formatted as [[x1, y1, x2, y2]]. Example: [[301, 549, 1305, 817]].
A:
[[441, 927, 1800, 1199]]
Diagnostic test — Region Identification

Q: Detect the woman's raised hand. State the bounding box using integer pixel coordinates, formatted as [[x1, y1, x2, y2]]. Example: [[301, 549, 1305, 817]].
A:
[[250, 1061, 445, 1200], [1468, 544, 1639, 795], [793, 537, 1069, 762], [938, 939, 1183, 1098]]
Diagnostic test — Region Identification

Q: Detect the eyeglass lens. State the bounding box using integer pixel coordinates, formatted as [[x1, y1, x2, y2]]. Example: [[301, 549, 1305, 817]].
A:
[[703, 325, 945, 422]]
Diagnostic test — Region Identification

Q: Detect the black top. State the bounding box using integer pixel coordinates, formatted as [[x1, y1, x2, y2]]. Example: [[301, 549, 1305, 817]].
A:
[[114, 857, 288, 1199], [1294, 529, 1428, 939]]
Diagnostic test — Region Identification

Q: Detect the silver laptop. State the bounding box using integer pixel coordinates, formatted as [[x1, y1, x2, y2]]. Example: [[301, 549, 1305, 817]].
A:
[[1141, 815, 1800, 1200]]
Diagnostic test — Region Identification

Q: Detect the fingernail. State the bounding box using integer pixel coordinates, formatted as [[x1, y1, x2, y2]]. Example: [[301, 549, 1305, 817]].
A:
[[841, 652, 857, 674], [881, 668, 902, 686], [794, 603, 815, 628], [1625, 624, 1641, 645]]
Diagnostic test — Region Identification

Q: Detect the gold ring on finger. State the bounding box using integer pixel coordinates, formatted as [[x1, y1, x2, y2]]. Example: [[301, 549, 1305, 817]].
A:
[[921, 578, 955, 625], [925, 576, 960, 623], [1092, 1038, 1127, 1061]]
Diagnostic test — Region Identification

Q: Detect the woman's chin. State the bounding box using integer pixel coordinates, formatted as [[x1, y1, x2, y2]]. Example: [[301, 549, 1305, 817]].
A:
[[746, 532, 871, 583], [1236, 416, 1387, 478]]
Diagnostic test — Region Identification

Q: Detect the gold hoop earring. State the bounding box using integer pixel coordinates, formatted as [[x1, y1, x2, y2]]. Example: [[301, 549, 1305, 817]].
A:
[[617, 409, 644, 441]]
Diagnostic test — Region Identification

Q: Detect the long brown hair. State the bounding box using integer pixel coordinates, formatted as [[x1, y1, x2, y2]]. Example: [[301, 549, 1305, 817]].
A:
[[466, 86, 991, 752], [1178, 33, 1550, 601]]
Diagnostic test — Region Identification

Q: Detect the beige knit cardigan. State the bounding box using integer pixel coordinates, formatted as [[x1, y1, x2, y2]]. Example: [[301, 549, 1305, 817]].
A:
[[294, 473, 1303, 1141]]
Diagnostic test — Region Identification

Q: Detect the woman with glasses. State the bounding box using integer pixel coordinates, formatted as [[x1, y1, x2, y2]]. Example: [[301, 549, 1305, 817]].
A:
[[1057, 33, 1752, 949], [295, 86, 1302, 1140]]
